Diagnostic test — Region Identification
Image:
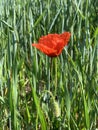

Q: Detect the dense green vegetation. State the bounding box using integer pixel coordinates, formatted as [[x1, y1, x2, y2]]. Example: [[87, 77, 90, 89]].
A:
[[0, 0, 98, 129]]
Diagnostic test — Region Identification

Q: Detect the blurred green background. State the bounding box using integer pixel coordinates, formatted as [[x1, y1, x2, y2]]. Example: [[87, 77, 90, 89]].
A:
[[0, 0, 98, 130]]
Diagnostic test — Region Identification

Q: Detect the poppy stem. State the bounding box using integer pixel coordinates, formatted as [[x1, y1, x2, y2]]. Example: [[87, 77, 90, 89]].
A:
[[47, 57, 51, 91], [50, 57, 57, 97], [54, 58, 57, 97], [50, 57, 53, 86]]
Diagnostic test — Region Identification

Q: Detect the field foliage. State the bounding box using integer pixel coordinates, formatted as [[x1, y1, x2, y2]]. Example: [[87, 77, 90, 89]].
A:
[[0, 0, 98, 130]]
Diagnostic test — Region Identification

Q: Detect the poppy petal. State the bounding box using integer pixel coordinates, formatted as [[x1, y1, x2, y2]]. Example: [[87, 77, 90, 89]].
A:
[[60, 32, 71, 46], [32, 32, 71, 57], [39, 34, 60, 49], [32, 44, 57, 57]]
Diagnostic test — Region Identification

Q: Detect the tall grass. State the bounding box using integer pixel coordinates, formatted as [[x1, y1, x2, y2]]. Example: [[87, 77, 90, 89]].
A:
[[0, 0, 98, 130]]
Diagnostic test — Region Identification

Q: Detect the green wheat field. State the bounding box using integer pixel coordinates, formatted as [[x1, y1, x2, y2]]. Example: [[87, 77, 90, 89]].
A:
[[0, 0, 98, 130]]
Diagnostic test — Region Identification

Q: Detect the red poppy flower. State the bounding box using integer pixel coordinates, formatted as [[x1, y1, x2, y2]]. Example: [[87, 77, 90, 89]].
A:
[[32, 32, 71, 57]]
